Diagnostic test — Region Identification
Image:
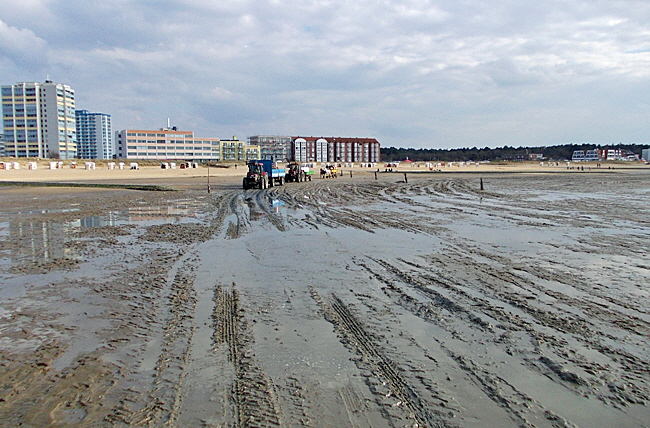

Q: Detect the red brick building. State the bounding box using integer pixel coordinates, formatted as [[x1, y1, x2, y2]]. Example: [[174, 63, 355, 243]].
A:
[[291, 136, 380, 163]]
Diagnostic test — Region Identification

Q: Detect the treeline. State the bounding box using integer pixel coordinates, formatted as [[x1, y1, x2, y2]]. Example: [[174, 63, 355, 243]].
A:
[[380, 143, 647, 162]]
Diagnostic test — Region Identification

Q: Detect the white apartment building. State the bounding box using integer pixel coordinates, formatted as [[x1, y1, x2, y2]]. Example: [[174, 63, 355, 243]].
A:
[[571, 149, 599, 162], [294, 138, 328, 162], [115, 128, 221, 160], [1, 80, 77, 159], [76, 110, 113, 159], [115, 129, 261, 161]]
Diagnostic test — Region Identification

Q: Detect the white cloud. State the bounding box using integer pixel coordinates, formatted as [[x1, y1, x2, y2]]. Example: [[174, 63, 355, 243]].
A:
[[0, 19, 47, 67], [209, 87, 235, 100]]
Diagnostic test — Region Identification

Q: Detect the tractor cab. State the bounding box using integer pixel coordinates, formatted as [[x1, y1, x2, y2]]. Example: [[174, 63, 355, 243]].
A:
[[248, 162, 265, 176]]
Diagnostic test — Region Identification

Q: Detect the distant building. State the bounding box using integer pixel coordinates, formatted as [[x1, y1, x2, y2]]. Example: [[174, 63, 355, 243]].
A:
[[1, 80, 77, 159], [219, 136, 260, 161], [115, 128, 220, 160], [642, 148, 650, 162], [115, 129, 260, 161], [572, 148, 640, 162], [0, 132, 4, 157], [572, 149, 599, 162], [502, 154, 528, 162], [248, 135, 292, 161], [291, 136, 381, 163], [75, 110, 113, 159], [293, 137, 329, 162], [600, 148, 638, 161]]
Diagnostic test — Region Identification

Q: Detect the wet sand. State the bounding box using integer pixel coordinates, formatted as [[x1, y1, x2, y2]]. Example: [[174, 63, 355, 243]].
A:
[[1, 164, 649, 427]]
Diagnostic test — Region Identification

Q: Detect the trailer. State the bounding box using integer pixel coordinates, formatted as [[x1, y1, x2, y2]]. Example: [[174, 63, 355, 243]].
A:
[[302, 167, 314, 181], [243, 159, 286, 189]]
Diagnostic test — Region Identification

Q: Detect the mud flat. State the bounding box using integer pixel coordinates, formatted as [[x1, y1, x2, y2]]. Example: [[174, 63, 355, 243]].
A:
[[1, 169, 649, 427]]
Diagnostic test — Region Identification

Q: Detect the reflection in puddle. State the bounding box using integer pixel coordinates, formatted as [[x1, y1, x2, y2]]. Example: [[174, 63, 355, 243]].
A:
[[272, 199, 285, 213], [68, 212, 121, 228], [4, 208, 80, 216], [127, 205, 198, 222], [1, 219, 78, 265], [247, 199, 291, 222], [248, 201, 264, 221], [0, 200, 205, 268]]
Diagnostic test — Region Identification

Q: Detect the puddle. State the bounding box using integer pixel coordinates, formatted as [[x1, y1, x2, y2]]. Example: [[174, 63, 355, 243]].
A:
[[3, 208, 81, 216], [247, 198, 304, 224], [68, 213, 122, 228], [127, 204, 201, 222], [0, 200, 207, 268], [1, 219, 80, 265]]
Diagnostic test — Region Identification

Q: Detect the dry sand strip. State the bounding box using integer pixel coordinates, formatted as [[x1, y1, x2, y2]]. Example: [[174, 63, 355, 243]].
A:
[[0, 181, 176, 191], [0, 163, 235, 183], [0, 162, 241, 191], [2, 159, 647, 188]]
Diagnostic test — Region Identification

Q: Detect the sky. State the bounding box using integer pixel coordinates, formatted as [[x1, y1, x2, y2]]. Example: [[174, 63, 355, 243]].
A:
[[1, 0, 649, 150]]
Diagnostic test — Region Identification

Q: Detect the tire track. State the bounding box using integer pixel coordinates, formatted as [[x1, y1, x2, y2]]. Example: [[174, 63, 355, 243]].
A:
[[225, 193, 252, 239], [310, 287, 450, 428], [212, 283, 282, 428], [361, 250, 650, 409], [109, 256, 198, 427], [253, 191, 286, 232], [209, 190, 238, 235], [356, 256, 588, 427], [416, 249, 650, 402]]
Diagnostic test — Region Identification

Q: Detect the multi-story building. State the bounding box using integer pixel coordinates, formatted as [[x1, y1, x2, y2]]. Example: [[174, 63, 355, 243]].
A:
[[1, 80, 76, 159], [248, 135, 292, 161], [572, 148, 640, 162], [220, 136, 260, 161], [294, 137, 329, 162], [599, 148, 638, 161], [291, 136, 380, 163], [75, 110, 113, 159], [571, 149, 600, 162], [0, 132, 4, 157], [115, 129, 260, 161], [115, 128, 219, 160], [642, 148, 650, 162], [502, 154, 528, 162]]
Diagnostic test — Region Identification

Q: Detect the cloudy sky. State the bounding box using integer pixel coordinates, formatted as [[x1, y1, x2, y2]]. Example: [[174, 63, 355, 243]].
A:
[[1, 0, 649, 149]]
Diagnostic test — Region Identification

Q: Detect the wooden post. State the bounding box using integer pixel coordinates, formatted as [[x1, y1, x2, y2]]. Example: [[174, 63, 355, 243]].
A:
[[480, 177, 483, 191], [403, 172, 408, 183], [207, 163, 211, 193], [374, 170, 378, 180], [350, 170, 352, 178]]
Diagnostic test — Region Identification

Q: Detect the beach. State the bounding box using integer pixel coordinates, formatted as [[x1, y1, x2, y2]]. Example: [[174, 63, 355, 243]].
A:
[[1, 162, 649, 427], [0, 159, 645, 191]]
